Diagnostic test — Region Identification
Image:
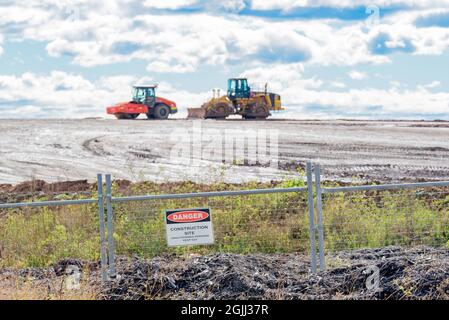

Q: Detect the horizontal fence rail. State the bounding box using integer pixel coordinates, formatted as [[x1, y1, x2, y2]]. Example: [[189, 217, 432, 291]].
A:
[[314, 163, 449, 272], [0, 174, 107, 279], [107, 177, 314, 273], [0, 198, 97, 209], [322, 181, 449, 194], [102, 161, 317, 274], [0, 201, 101, 270], [111, 187, 308, 203]]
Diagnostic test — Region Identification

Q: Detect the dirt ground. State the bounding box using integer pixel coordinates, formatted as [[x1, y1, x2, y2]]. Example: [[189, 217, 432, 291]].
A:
[[1, 246, 448, 300], [1, 119, 449, 184]]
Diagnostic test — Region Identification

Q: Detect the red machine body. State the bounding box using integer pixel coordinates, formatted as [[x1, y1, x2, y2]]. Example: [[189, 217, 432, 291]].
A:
[[106, 85, 177, 120]]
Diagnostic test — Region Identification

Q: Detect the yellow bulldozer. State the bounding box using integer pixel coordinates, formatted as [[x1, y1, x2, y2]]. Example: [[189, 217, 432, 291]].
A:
[[187, 78, 283, 120]]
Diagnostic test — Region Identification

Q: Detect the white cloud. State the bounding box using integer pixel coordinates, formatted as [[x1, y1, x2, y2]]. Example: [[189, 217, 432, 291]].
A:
[[389, 80, 402, 88], [282, 86, 449, 119], [0, 70, 448, 119], [143, 0, 197, 9], [1, 1, 449, 73], [214, 0, 247, 12], [348, 71, 368, 80], [146, 61, 195, 73], [4, 105, 42, 115], [0, 71, 211, 118], [425, 80, 442, 88], [251, 0, 449, 10], [0, 1, 449, 119], [239, 63, 312, 92], [418, 80, 442, 91], [300, 87, 449, 117], [144, 0, 247, 12], [329, 81, 347, 88], [241, 64, 449, 118], [0, 0, 449, 73], [0, 72, 131, 118]]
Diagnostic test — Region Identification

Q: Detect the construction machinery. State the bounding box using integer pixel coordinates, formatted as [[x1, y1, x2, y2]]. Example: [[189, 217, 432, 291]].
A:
[[107, 85, 177, 120], [187, 78, 283, 120]]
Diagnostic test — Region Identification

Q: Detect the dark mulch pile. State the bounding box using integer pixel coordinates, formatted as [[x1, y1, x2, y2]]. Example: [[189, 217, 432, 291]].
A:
[[1, 246, 447, 300], [99, 246, 449, 300]]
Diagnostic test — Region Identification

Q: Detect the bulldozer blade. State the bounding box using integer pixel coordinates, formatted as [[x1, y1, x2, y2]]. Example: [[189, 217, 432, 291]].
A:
[[187, 107, 207, 119]]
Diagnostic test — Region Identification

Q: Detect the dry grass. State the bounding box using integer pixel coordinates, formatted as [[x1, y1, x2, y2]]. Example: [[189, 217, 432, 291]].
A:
[[0, 272, 99, 300]]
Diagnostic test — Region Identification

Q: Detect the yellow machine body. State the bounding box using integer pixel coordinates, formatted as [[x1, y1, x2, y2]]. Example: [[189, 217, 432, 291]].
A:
[[187, 78, 284, 120]]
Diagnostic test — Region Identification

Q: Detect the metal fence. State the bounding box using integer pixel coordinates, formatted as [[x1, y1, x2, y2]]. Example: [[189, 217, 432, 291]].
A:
[[0, 174, 107, 280], [1, 163, 449, 281], [315, 164, 449, 272], [106, 176, 311, 278]]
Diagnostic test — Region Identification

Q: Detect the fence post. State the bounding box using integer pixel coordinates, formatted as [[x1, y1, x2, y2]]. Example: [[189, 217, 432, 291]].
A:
[[97, 174, 108, 282], [314, 164, 326, 272], [306, 162, 317, 273], [105, 174, 116, 278]]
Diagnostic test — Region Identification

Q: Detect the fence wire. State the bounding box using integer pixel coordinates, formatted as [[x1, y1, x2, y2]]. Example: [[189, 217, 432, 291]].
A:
[[2, 169, 449, 278], [321, 187, 449, 252], [111, 191, 310, 258], [0, 203, 101, 268]]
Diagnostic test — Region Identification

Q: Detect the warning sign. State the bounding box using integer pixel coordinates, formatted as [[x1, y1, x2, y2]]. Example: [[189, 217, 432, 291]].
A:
[[165, 208, 214, 247]]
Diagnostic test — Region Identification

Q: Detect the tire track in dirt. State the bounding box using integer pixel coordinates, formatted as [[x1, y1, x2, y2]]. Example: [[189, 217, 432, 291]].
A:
[[329, 164, 449, 173], [82, 136, 112, 157]]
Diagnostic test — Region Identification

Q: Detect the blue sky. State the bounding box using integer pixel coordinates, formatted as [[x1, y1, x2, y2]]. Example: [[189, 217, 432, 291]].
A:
[[0, 0, 449, 119]]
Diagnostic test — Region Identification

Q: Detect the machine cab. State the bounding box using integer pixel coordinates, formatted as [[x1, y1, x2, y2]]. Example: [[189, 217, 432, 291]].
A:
[[227, 78, 251, 100], [132, 85, 156, 105]]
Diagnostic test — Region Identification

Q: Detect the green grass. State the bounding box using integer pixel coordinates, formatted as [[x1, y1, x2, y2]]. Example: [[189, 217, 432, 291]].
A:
[[322, 189, 449, 251], [0, 178, 448, 268], [0, 205, 100, 267]]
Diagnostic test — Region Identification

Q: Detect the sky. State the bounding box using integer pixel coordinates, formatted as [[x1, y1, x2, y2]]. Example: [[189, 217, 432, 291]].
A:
[[0, 0, 449, 119]]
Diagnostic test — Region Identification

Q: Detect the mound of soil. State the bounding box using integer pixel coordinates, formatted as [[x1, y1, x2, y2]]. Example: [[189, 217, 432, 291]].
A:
[[10, 180, 92, 193], [0, 180, 95, 203], [100, 246, 449, 300]]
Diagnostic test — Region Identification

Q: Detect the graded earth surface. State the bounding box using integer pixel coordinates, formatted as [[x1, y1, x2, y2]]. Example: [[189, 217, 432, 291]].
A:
[[2, 118, 449, 184]]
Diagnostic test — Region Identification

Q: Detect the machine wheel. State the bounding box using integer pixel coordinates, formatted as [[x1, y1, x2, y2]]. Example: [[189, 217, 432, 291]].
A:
[[206, 102, 233, 119], [255, 106, 270, 119], [146, 113, 154, 119], [215, 106, 226, 119], [115, 113, 139, 119], [154, 104, 170, 120], [242, 101, 270, 120]]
